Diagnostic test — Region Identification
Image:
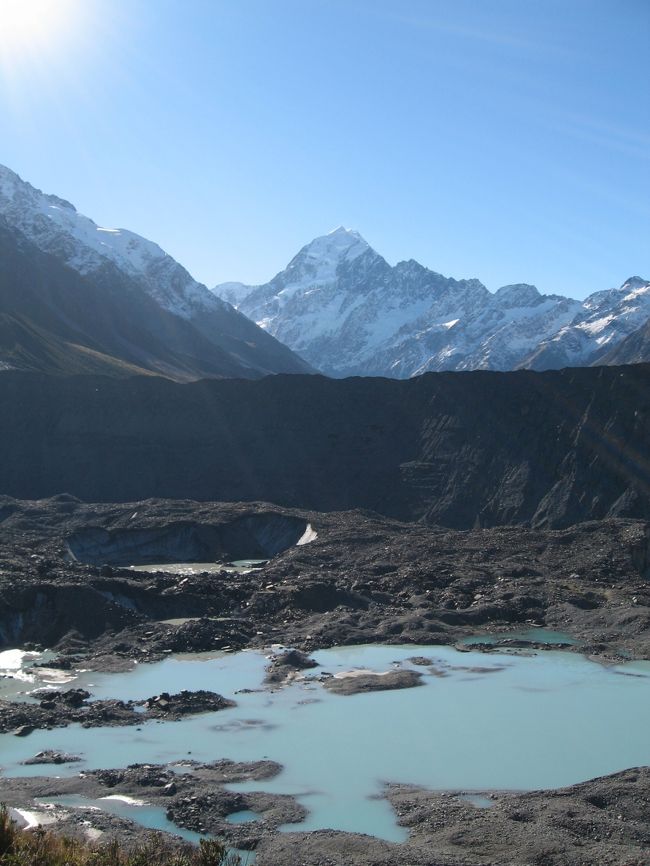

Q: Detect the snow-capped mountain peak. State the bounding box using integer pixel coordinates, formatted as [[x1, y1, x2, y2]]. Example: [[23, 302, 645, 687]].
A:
[[494, 283, 542, 307], [621, 276, 650, 292], [327, 225, 364, 239], [213, 229, 646, 378], [281, 226, 371, 286], [322, 225, 368, 250]]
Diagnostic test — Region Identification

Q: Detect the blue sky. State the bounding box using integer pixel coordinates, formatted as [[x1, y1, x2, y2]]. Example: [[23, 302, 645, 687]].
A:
[[0, 0, 648, 297]]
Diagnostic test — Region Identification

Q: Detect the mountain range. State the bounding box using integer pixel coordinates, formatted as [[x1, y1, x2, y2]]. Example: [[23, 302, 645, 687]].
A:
[[1, 163, 647, 382], [215, 227, 650, 377], [0, 164, 311, 380]]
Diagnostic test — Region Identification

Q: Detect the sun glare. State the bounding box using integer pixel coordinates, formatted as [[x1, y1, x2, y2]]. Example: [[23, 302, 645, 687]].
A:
[[0, 0, 79, 64]]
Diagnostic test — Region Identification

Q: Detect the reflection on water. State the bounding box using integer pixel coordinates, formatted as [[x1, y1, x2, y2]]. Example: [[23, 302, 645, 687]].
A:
[[1, 644, 649, 842]]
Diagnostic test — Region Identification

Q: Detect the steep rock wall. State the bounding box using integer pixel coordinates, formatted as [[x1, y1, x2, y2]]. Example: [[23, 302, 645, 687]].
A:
[[0, 365, 648, 529]]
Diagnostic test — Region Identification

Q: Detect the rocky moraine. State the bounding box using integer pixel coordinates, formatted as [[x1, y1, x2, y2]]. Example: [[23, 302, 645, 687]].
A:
[[0, 495, 649, 865]]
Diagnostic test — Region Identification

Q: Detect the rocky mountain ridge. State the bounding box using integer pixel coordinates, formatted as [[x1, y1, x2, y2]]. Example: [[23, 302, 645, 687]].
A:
[[599, 314, 650, 366], [0, 164, 311, 379], [215, 228, 649, 377]]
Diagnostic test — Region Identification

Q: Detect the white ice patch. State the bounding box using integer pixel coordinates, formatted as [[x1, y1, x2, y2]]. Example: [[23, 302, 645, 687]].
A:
[[34, 668, 78, 685], [296, 523, 318, 546], [579, 315, 615, 336], [623, 286, 650, 302], [0, 649, 34, 670], [100, 795, 148, 806], [333, 669, 393, 679], [9, 808, 58, 830], [0, 650, 42, 682]]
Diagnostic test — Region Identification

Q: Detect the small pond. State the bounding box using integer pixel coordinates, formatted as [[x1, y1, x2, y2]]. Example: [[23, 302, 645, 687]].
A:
[[43, 795, 205, 845], [128, 560, 267, 575]]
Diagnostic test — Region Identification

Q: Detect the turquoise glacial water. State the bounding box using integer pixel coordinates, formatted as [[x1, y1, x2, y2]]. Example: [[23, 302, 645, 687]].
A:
[[42, 796, 255, 862], [43, 795, 205, 844], [226, 810, 261, 824], [1, 644, 649, 842]]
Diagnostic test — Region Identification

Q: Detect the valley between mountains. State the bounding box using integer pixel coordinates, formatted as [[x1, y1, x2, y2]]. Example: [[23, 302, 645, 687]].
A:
[[1, 163, 649, 381]]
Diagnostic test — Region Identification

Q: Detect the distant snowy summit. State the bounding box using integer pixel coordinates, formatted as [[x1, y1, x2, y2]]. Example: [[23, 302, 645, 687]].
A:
[[214, 228, 650, 377]]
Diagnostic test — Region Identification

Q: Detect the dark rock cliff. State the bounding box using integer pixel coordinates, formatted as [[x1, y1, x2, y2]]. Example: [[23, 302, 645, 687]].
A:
[[0, 364, 648, 528]]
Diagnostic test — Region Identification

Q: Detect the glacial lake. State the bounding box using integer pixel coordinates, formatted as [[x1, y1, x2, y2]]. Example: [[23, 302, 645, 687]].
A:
[[1, 644, 650, 842]]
